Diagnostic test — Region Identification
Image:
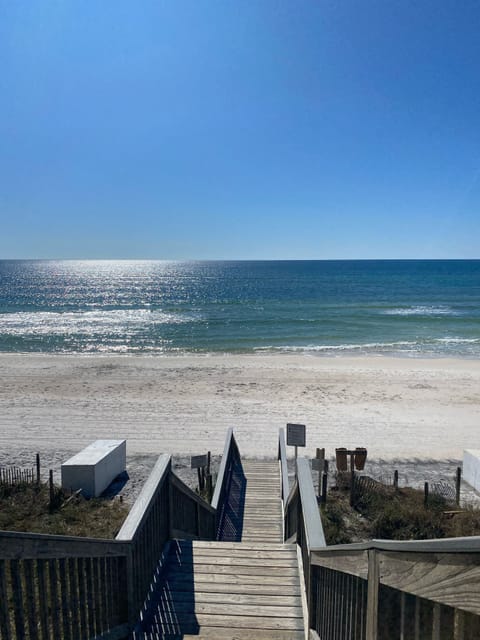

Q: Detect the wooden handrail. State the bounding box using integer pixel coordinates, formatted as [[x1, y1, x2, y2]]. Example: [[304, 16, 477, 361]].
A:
[[278, 427, 290, 505], [0, 530, 129, 559], [311, 534, 480, 554], [211, 427, 235, 510], [116, 453, 171, 541], [297, 458, 326, 550]]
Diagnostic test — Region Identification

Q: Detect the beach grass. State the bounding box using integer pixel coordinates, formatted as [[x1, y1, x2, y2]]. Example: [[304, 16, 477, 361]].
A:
[[0, 481, 129, 538]]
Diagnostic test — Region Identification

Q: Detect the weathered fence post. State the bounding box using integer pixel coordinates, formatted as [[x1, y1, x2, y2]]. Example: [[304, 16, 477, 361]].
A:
[[321, 472, 328, 504], [424, 481, 429, 507], [316, 448, 324, 498], [455, 466, 462, 506], [49, 470, 55, 511], [393, 469, 399, 491], [36, 453, 41, 485]]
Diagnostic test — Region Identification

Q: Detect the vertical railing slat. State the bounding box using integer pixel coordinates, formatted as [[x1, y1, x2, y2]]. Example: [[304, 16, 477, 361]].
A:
[[24, 559, 39, 640], [0, 560, 13, 640], [36, 560, 49, 640], [67, 558, 80, 640], [48, 559, 62, 640], [59, 558, 72, 640], [10, 559, 26, 640]]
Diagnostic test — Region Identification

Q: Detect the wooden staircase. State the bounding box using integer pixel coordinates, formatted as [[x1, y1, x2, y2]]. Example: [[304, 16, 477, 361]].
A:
[[135, 460, 305, 639]]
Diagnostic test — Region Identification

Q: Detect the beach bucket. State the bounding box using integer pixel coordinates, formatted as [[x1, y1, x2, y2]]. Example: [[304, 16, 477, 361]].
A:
[[354, 447, 367, 471], [335, 448, 348, 472]]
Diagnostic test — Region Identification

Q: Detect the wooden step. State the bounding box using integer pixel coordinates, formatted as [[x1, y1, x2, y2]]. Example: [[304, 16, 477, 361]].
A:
[[160, 627, 304, 639], [148, 612, 304, 631]]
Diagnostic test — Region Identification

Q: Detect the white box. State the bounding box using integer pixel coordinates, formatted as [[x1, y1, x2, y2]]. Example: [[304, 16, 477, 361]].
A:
[[61, 440, 126, 498], [463, 449, 480, 493]]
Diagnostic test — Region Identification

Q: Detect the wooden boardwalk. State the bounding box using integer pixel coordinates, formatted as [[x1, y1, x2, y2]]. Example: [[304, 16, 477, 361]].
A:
[[136, 460, 305, 639]]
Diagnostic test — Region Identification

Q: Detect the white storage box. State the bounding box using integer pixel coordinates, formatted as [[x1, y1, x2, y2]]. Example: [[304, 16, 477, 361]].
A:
[[61, 440, 126, 498]]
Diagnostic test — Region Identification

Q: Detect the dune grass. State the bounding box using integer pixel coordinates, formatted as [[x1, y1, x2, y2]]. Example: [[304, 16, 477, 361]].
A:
[[0, 481, 129, 538]]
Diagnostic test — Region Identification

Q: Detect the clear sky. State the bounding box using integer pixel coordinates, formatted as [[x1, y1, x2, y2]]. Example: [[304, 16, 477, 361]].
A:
[[1, 1, 479, 259]]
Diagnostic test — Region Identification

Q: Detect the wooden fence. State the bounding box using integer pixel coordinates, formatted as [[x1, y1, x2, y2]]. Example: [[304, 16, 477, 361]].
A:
[[0, 466, 36, 486], [278, 430, 480, 640], [0, 436, 226, 640]]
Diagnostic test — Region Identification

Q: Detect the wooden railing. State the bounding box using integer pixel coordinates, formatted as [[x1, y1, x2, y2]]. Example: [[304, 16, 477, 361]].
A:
[[311, 538, 480, 639], [211, 427, 244, 541], [0, 531, 130, 640], [282, 454, 326, 628], [0, 451, 218, 640], [277, 429, 480, 640], [278, 426, 290, 505]]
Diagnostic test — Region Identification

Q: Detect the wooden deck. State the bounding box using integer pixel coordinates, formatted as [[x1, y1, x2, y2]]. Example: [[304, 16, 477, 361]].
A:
[[240, 460, 283, 544], [136, 460, 305, 639]]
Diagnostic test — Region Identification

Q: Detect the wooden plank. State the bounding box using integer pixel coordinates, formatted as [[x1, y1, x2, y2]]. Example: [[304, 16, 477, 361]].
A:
[[159, 600, 303, 617], [311, 550, 369, 580], [366, 550, 379, 640], [211, 428, 235, 510], [165, 572, 300, 587], [169, 563, 299, 577], [0, 531, 129, 560], [167, 590, 303, 607], [92, 557, 103, 635], [176, 627, 304, 639], [85, 557, 96, 637], [24, 559, 39, 640], [155, 612, 304, 631], [0, 560, 13, 640], [9, 560, 25, 640], [165, 579, 301, 596], [49, 559, 62, 639], [58, 558, 72, 640], [187, 540, 292, 550], [378, 551, 480, 616], [179, 548, 296, 560], [36, 560, 49, 640], [176, 556, 297, 568], [67, 558, 81, 640], [297, 458, 326, 549], [77, 557, 88, 637]]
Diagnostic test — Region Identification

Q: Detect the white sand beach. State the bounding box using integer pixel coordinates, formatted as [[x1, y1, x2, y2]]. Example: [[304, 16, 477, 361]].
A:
[[0, 353, 479, 463]]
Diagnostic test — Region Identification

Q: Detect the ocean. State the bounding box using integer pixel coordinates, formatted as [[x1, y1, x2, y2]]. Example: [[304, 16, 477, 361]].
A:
[[0, 259, 479, 357]]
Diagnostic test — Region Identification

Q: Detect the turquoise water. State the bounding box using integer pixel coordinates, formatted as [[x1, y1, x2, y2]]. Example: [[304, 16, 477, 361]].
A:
[[0, 260, 479, 357]]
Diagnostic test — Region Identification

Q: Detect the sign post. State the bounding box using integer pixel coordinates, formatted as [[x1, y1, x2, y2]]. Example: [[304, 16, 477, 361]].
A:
[[286, 423, 306, 475], [191, 453, 209, 492]]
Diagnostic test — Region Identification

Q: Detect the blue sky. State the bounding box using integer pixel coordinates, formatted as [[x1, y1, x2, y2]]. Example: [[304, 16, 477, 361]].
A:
[[1, 1, 479, 259]]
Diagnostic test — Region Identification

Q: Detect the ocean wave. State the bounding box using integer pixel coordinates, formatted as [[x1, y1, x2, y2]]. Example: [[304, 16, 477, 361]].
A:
[[382, 305, 457, 316], [382, 306, 457, 316], [255, 341, 418, 353], [435, 337, 480, 344], [0, 309, 196, 336]]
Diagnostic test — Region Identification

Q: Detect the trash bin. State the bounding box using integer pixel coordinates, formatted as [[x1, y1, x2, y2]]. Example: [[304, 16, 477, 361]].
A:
[[335, 447, 348, 472], [354, 447, 367, 471]]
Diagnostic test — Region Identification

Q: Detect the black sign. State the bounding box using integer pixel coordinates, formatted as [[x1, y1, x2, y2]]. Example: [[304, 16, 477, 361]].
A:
[[286, 423, 306, 447], [311, 458, 324, 472], [191, 454, 208, 469]]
